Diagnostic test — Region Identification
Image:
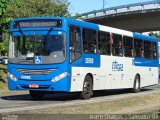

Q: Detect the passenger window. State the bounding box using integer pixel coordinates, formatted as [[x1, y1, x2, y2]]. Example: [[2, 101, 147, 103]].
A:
[[123, 36, 133, 57], [112, 34, 123, 56], [69, 25, 81, 63], [98, 31, 111, 55], [134, 38, 143, 58], [144, 41, 152, 59], [152, 42, 157, 59], [83, 28, 97, 53]]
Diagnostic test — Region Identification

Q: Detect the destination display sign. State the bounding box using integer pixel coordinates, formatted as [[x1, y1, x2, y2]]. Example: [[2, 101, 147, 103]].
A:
[[13, 19, 62, 28]]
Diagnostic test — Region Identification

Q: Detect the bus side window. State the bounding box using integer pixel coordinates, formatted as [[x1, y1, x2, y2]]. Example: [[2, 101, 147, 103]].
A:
[[152, 42, 157, 59], [98, 31, 111, 55], [123, 36, 133, 57], [144, 41, 152, 59], [112, 34, 123, 56], [69, 25, 81, 63], [83, 28, 97, 54], [134, 38, 143, 58]]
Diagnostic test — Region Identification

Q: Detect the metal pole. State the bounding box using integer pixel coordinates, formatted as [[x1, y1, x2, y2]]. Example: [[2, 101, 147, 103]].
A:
[[103, 0, 105, 9], [103, 0, 107, 9]]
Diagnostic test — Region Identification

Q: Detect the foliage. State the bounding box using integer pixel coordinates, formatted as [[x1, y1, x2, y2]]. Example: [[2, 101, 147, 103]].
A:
[[0, 0, 11, 31], [0, 32, 8, 54], [0, 0, 10, 16], [149, 32, 160, 42], [4, 0, 70, 18], [72, 13, 84, 20], [0, 0, 11, 54]]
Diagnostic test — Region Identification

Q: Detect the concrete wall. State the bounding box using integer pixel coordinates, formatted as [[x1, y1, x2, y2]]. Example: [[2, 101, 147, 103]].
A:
[[87, 11, 160, 32]]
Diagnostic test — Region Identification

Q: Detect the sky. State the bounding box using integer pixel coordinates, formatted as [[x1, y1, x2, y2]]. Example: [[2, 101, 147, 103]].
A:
[[68, 0, 155, 16]]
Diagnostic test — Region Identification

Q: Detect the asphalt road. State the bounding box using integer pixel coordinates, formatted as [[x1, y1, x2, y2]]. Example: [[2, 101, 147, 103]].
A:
[[0, 83, 160, 114]]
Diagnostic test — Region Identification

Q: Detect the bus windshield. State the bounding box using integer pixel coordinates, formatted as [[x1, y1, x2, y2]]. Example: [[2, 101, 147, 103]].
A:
[[9, 33, 66, 64]]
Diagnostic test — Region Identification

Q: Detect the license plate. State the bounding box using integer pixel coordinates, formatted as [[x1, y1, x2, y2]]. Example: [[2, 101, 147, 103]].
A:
[[29, 84, 39, 88]]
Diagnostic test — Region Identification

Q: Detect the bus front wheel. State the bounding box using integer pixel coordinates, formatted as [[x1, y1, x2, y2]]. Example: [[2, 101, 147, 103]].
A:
[[80, 75, 93, 99], [29, 90, 45, 100], [132, 75, 140, 93]]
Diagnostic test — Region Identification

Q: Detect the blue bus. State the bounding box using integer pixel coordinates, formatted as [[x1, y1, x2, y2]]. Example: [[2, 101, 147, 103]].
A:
[[8, 17, 159, 99]]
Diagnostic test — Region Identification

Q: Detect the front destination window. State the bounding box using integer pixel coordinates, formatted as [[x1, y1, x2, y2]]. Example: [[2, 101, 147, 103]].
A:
[[8, 33, 66, 64]]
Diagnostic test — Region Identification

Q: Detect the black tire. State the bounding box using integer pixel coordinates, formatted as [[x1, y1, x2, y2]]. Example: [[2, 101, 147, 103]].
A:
[[29, 90, 45, 100], [80, 75, 93, 99], [132, 75, 140, 93]]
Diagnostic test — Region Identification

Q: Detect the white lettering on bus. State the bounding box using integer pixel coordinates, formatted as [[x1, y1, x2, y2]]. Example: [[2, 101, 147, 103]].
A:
[[85, 58, 94, 64], [21, 76, 31, 80]]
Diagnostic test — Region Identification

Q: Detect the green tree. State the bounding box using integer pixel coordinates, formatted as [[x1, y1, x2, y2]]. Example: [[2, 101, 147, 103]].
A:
[[0, 0, 10, 16], [0, 0, 11, 55], [0, 0, 11, 29], [149, 32, 160, 42], [5, 0, 70, 18], [73, 13, 82, 19]]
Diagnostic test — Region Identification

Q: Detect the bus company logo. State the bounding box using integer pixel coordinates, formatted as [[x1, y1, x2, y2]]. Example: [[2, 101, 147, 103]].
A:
[[112, 60, 123, 71], [85, 58, 94, 64]]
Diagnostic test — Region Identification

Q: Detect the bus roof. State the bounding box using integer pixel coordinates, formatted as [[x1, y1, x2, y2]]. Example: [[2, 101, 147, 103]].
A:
[[99, 25, 133, 37], [10, 17, 159, 43], [11, 16, 62, 21]]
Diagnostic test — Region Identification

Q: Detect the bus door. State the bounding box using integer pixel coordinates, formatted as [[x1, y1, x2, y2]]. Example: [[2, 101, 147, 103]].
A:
[[69, 26, 101, 91]]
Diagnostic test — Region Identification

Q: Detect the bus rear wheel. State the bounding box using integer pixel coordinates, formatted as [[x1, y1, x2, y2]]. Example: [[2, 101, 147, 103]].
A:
[[29, 90, 45, 100], [80, 75, 93, 99], [132, 75, 140, 93]]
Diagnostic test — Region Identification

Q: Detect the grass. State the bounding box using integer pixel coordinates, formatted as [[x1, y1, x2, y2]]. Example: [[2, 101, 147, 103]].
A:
[[0, 64, 27, 95], [0, 64, 8, 90]]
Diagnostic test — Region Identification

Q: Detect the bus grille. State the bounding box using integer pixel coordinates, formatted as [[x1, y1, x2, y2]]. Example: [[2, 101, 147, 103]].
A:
[[17, 68, 55, 75]]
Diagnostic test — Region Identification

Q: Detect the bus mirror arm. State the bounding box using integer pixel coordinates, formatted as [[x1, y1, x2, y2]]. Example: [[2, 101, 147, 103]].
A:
[[47, 28, 54, 34]]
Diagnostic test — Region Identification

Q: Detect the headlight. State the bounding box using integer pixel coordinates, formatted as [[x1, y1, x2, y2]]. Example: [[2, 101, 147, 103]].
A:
[[52, 72, 68, 82], [8, 72, 18, 81]]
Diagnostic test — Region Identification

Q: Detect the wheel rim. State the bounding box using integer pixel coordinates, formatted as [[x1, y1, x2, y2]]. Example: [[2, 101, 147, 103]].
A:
[[83, 80, 92, 95], [135, 78, 139, 90]]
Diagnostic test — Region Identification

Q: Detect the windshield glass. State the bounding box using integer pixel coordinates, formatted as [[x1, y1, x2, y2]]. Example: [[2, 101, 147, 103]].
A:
[[8, 33, 66, 64]]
